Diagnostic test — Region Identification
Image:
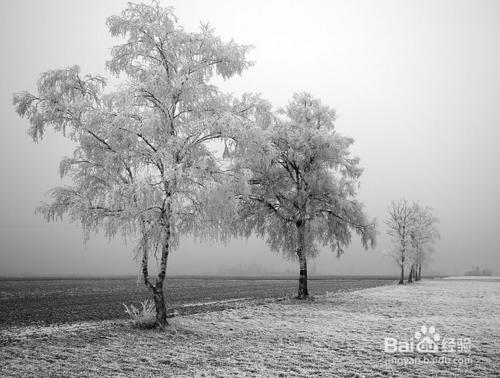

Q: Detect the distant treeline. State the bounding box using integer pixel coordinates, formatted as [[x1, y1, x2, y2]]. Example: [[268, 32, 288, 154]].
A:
[[464, 267, 492, 276]]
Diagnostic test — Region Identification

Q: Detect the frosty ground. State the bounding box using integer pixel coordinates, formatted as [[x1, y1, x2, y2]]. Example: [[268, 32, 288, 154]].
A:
[[1, 280, 499, 377]]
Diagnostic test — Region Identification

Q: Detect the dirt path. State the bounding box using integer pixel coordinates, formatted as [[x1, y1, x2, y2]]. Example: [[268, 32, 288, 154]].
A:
[[1, 280, 499, 377]]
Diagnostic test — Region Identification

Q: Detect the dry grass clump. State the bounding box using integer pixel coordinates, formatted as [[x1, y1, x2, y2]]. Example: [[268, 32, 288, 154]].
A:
[[123, 299, 156, 329]]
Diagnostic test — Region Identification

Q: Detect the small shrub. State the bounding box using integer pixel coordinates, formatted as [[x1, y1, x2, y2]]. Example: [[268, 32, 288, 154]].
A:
[[123, 299, 157, 329]]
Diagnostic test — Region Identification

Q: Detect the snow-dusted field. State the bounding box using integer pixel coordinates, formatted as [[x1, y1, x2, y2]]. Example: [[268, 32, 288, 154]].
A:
[[1, 280, 499, 377]]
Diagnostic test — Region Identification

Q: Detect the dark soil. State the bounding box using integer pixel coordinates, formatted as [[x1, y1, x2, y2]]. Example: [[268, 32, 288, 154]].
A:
[[0, 276, 394, 327]]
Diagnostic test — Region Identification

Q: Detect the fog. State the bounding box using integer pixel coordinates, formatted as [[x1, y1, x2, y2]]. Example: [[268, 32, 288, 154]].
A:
[[1, 0, 499, 277]]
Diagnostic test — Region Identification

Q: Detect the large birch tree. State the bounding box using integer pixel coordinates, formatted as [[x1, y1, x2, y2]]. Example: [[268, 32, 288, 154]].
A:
[[13, 2, 254, 327]]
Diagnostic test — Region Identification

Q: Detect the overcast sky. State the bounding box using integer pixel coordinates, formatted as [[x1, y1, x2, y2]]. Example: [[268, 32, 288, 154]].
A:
[[1, 0, 499, 277]]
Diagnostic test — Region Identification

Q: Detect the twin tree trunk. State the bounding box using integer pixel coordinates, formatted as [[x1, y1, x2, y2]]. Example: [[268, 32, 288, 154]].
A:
[[296, 220, 309, 299], [152, 281, 167, 326], [413, 264, 422, 281], [406, 264, 421, 283], [142, 240, 170, 327], [152, 237, 169, 327], [141, 211, 171, 328]]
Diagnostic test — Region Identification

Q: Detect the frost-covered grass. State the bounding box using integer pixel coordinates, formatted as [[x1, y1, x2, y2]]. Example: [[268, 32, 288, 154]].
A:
[[1, 280, 499, 377]]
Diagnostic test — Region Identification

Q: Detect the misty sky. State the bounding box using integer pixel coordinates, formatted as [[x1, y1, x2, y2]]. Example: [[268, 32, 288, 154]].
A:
[[1, 0, 499, 277]]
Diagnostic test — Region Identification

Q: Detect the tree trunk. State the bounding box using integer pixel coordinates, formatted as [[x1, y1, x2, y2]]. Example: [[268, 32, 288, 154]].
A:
[[140, 216, 171, 328], [296, 221, 309, 299], [417, 264, 422, 281], [399, 263, 405, 284], [398, 248, 405, 284], [297, 251, 308, 299], [153, 283, 168, 327], [142, 256, 169, 328], [153, 216, 171, 328], [413, 266, 418, 281], [407, 265, 414, 283]]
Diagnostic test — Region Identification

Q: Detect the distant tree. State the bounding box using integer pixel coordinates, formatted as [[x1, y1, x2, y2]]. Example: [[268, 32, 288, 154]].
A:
[[13, 2, 254, 327], [232, 93, 376, 298], [386, 200, 439, 284], [385, 199, 417, 284], [408, 204, 439, 281]]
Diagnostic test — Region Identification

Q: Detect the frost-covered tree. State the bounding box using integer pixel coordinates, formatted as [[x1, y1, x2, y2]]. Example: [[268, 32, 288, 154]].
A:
[[386, 200, 439, 284], [232, 93, 376, 298], [13, 2, 254, 327], [408, 204, 439, 281], [385, 199, 417, 284]]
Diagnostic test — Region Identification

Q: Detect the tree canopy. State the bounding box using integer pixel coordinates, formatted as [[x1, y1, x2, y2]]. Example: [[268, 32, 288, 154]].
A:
[[14, 1, 378, 317], [13, 1, 258, 326], [231, 92, 377, 297]]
